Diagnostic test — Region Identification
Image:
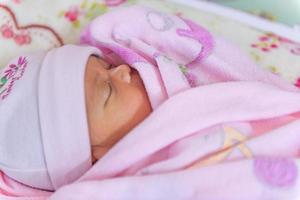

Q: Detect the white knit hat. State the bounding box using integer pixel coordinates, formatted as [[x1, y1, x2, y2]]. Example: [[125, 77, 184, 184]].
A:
[[0, 45, 101, 190]]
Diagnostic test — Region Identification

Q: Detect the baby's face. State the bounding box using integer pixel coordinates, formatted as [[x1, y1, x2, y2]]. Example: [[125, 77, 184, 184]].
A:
[[85, 56, 152, 162]]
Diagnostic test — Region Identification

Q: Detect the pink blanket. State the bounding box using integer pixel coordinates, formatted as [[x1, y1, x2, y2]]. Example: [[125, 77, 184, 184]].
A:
[[2, 5, 300, 200]]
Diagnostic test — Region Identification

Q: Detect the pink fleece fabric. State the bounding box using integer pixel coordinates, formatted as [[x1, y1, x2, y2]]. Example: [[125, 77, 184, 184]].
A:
[[2, 5, 300, 200]]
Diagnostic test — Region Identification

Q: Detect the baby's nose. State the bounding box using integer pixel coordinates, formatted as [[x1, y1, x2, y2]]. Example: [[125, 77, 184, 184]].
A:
[[110, 64, 131, 83]]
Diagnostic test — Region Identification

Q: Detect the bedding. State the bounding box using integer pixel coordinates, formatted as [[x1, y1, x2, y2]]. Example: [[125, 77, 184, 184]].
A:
[[0, 0, 300, 85], [1, 0, 300, 86]]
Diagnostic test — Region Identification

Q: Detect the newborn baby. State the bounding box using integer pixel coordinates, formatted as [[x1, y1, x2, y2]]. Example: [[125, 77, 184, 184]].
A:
[[0, 45, 152, 191], [0, 5, 295, 193]]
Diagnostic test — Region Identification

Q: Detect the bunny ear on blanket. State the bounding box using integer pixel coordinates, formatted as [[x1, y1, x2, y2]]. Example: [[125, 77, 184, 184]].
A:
[[0, 4, 63, 69]]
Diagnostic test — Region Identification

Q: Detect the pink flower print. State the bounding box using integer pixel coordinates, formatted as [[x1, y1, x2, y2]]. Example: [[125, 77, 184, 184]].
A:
[[254, 156, 298, 188], [1, 25, 14, 39], [0, 56, 28, 100], [13, 33, 31, 46], [2, 57, 27, 80], [4, 64, 18, 79], [1, 56, 27, 88], [278, 36, 292, 44], [17, 56, 27, 66], [294, 77, 300, 88], [64, 6, 80, 22], [259, 36, 269, 42], [176, 18, 214, 67], [251, 33, 279, 52], [11, 0, 21, 3], [104, 0, 127, 6], [275, 35, 300, 56]]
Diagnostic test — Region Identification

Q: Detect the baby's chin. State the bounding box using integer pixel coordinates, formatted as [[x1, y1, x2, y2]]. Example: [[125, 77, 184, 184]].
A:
[[91, 145, 111, 163]]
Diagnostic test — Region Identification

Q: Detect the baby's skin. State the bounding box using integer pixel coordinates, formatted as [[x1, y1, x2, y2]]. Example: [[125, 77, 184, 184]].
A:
[[85, 56, 152, 162]]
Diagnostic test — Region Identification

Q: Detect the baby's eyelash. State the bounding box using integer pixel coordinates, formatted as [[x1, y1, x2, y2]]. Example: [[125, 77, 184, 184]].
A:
[[104, 81, 112, 106]]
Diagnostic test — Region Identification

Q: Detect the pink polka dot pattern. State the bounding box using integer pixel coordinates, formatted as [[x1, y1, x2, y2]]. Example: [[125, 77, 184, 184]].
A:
[[254, 156, 298, 188]]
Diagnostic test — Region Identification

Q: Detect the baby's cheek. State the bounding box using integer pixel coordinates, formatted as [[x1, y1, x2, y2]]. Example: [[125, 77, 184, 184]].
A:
[[89, 121, 110, 146], [116, 88, 150, 129], [132, 91, 152, 124]]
